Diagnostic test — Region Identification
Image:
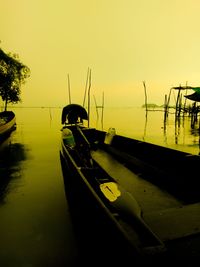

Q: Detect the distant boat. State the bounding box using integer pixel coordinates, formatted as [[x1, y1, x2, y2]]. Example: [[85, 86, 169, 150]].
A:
[[0, 111, 16, 142], [59, 103, 200, 264]]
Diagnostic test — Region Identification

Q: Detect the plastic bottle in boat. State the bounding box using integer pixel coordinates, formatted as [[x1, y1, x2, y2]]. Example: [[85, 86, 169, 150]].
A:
[[104, 127, 116, 145], [62, 128, 76, 148]]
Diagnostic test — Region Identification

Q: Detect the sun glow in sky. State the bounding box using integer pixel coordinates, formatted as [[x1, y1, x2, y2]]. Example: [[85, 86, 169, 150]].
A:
[[1, 0, 200, 107]]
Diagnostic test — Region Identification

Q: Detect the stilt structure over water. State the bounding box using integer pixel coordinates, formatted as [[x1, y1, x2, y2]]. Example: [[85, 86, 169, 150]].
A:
[[164, 85, 200, 117], [162, 85, 200, 137]]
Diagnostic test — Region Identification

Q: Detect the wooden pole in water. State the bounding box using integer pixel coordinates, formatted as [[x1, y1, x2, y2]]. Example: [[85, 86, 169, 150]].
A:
[[101, 91, 104, 130], [93, 95, 99, 121], [164, 94, 168, 124], [166, 88, 172, 120], [143, 81, 148, 112], [175, 86, 181, 118], [67, 74, 71, 104], [93, 91, 104, 130], [87, 69, 91, 127], [83, 67, 90, 108]]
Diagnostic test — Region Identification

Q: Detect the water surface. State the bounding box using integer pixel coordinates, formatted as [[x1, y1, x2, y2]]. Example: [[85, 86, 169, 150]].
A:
[[0, 107, 79, 267], [0, 106, 199, 266]]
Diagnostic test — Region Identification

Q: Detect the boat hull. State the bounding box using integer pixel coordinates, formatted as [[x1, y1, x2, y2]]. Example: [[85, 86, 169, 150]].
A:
[[0, 111, 16, 143], [60, 130, 167, 264], [60, 150, 141, 264], [60, 104, 200, 264]]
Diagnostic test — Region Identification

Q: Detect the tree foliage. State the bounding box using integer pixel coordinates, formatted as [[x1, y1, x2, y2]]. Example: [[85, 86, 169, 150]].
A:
[[0, 48, 30, 110]]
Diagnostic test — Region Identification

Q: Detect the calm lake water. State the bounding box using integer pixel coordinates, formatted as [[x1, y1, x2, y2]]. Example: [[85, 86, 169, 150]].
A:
[[0, 107, 79, 267], [94, 106, 200, 155], [0, 106, 199, 266]]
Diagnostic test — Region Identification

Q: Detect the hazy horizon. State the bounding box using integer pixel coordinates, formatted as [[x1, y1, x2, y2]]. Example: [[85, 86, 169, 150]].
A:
[[1, 0, 200, 108]]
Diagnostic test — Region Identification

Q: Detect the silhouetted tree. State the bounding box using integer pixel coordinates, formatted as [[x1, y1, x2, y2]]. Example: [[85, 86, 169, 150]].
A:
[[0, 47, 30, 111]]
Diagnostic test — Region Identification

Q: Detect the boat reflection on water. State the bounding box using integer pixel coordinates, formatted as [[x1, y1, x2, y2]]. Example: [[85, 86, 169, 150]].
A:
[[0, 137, 28, 202]]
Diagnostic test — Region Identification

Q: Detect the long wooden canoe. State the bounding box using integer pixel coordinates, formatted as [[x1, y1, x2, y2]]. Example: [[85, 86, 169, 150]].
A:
[[60, 104, 200, 265]]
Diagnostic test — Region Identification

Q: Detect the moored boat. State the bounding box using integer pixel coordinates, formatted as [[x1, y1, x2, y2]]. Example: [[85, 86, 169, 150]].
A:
[[0, 111, 16, 143], [60, 104, 200, 264]]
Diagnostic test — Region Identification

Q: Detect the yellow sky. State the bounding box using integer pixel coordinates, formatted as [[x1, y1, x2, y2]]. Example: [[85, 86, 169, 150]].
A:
[[1, 0, 200, 107]]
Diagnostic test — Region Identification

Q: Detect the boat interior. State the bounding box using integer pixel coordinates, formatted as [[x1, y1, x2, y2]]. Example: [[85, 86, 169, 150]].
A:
[[60, 104, 200, 262]]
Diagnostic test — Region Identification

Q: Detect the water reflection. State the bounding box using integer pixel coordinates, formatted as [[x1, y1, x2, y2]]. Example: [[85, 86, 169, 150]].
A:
[[0, 137, 28, 202], [142, 109, 148, 141], [161, 107, 200, 154], [174, 115, 182, 145]]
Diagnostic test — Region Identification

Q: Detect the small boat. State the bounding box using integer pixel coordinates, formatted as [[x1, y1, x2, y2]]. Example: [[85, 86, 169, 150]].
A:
[[0, 111, 16, 143], [60, 104, 200, 264]]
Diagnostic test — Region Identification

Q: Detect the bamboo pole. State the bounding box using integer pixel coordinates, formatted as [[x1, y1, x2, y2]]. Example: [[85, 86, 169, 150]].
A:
[[175, 86, 181, 118], [87, 69, 91, 127], [93, 95, 99, 121], [143, 81, 148, 113], [83, 67, 90, 108], [93, 91, 104, 130], [164, 94, 168, 124], [101, 91, 104, 130], [67, 74, 71, 104]]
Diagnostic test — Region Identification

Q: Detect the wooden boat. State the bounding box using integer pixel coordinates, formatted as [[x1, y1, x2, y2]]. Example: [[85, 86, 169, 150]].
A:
[[60, 104, 200, 264], [0, 111, 16, 143]]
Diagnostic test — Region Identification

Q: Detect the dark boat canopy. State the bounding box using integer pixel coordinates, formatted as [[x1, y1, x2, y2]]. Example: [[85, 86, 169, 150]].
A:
[[61, 104, 88, 124], [184, 92, 200, 102]]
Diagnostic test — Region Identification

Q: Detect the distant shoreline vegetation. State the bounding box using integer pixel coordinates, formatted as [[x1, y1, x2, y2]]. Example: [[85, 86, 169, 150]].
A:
[[141, 103, 163, 108]]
